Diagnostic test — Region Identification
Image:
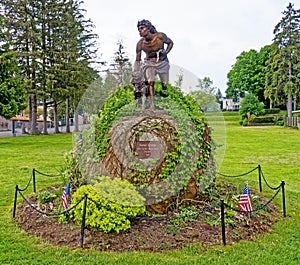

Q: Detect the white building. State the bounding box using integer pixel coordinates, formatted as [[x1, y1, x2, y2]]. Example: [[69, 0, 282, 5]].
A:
[[220, 97, 242, 111]]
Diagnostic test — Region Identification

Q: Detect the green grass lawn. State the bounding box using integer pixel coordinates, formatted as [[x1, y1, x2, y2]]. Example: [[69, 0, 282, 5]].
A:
[[0, 113, 299, 265]]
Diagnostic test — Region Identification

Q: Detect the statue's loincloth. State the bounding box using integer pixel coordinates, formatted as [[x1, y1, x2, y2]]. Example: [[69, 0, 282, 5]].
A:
[[142, 58, 170, 82]]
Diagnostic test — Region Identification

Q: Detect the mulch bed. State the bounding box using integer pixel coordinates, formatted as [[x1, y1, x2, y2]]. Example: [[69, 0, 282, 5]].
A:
[[15, 187, 281, 253]]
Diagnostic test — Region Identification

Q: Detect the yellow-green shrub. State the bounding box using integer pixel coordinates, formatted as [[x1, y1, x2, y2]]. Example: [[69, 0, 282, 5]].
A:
[[72, 177, 145, 233]]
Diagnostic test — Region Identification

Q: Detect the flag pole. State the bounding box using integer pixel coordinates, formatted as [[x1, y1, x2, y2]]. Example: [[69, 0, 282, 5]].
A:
[[80, 194, 88, 248], [220, 199, 226, 246]]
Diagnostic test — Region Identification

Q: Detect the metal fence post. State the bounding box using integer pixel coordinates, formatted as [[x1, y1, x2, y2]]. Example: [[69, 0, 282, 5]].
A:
[[220, 199, 226, 246], [258, 164, 262, 192], [13, 185, 19, 218], [281, 180, 286, 217], [80, 194, 88, 248], [32, 168, 36, 193]]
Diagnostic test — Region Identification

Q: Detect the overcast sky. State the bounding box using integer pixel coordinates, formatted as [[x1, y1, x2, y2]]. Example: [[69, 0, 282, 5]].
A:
[[81, 0, 297, 94]]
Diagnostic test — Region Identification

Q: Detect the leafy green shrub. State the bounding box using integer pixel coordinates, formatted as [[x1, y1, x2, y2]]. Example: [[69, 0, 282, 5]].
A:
[[57, 210, 74, 224], [275, 120, 284, 126], [239, 93, 264, 119], [36, 190, 56, 203], [92, 176, 146, 207], [251, 116, 275, 123], [241, 114, 284, 126], [264, 108, 280, 114], [72, 177, 145, 233], [239, 117, 249, 126]]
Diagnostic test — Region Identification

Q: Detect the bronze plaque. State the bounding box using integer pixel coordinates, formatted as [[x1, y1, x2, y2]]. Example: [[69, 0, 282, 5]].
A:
[[136, 141, 161, 159]]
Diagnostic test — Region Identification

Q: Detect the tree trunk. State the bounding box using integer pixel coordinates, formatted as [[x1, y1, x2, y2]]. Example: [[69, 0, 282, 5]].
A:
[[287, 60, 293, 118], [53, 101, 60, 133], [21, 122, 26, 134], [65, 98, 70, 133], [287, 97, 293, 118], [29, 94, 39, 135], [42, 99, 48, 134], [73, 105, 79, 132]]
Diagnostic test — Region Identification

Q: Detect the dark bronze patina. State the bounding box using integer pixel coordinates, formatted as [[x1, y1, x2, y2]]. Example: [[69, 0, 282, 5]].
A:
[[134, 19, 173, 110]]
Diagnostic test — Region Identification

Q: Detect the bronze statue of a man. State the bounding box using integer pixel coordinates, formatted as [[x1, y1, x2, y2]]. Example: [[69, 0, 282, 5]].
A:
[[134, 19, 173, 110]]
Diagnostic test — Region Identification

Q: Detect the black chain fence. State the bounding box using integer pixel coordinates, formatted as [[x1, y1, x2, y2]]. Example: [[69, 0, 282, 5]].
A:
[[13, 165, 286, 247]]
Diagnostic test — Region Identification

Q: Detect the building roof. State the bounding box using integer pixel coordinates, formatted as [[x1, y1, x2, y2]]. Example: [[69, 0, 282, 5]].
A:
[[10, 116, 51, 122]]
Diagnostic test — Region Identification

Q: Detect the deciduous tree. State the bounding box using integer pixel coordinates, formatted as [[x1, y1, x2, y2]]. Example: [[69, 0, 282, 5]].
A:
[[226, 45, 272, 105], [0, 17, 26, 119], [189, 77, 217, 111]]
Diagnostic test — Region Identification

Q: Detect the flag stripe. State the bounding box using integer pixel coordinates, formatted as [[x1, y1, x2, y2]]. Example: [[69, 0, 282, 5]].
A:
[[62, 182, 70, 209], [238, 184, 254, 212]]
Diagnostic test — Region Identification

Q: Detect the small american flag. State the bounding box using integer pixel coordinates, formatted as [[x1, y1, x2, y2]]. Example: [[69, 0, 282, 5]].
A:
[[238, 183, 254, 212], [62, 182, 70, 209]]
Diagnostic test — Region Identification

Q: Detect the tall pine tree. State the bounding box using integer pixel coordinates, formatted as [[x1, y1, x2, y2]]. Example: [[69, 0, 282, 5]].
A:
[[264, 3, 300, 116], [0, 0, 99, 133], [109, 40, 132, 89]]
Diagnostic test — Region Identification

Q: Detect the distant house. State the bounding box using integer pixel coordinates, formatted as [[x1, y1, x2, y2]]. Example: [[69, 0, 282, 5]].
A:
[[220, 97, 242, 111]]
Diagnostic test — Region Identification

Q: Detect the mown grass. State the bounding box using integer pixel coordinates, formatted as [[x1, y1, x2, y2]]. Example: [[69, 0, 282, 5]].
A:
[[0, 113, 299, 265]]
